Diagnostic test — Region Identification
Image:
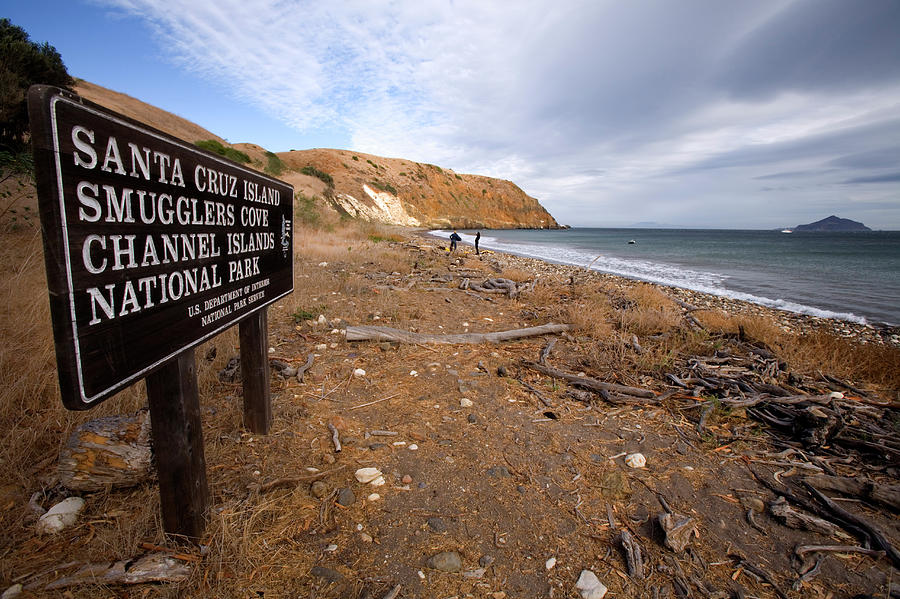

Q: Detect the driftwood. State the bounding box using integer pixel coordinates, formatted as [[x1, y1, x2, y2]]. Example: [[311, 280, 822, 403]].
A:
[[618, 529, 644, 578], [58, 411, 153, 491], [522, 360, 656, 399], [803, 481, 900, 568], [41, 553, 191, 590], [795, 544, 886, 560], [804, 475, 900, 512], [346, 323, 572, 344], [768, 496, 844, 536]]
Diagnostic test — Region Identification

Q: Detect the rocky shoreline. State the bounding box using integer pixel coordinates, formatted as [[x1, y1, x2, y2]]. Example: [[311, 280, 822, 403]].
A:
[[415, 230, 900, 347]]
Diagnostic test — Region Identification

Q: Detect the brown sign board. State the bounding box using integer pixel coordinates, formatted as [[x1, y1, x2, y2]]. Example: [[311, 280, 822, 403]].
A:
[[28, 86, 294, 410]]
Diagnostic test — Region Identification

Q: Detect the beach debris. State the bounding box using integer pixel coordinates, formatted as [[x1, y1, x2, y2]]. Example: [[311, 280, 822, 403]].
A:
[[617, 529, 644, 579], [42, 552, 191, 590], [36, 497, 85, 534], [327, 422, 342, 453], [523, 360, 656, 400], [658, 511, 698, 552], [575, 569, 608, 599], [768, 496, 842, 536], [624, 453, 646, 469]]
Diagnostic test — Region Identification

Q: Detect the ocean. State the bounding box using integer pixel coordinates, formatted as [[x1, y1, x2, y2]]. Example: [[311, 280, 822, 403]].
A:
[[429, 228, 900, 326]]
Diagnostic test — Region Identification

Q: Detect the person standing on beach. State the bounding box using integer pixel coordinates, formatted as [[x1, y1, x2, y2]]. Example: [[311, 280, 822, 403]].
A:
[[475, 231, 481, 255], [449, 230, 461, 253]]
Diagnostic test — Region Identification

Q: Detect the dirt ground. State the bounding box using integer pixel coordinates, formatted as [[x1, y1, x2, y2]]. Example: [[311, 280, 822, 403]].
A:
[[2, 232, 898, 599]]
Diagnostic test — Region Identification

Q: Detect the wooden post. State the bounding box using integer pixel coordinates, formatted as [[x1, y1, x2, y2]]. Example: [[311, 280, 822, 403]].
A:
[[146, 349, 209, 539], [239, 309, 272, 434]]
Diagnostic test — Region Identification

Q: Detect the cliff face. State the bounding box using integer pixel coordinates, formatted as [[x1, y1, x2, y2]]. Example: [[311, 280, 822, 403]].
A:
[[276, 149, 558, 229], [74, 81, 558, 229]]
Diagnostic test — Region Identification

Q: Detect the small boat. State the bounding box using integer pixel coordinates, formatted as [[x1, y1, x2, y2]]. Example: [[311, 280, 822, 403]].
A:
[[627, 239, 636, 244], [781, 229, 793, 233]]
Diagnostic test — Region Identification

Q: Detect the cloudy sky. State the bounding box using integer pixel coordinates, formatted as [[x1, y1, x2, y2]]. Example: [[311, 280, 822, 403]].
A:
[[9, 0, 900, 228]]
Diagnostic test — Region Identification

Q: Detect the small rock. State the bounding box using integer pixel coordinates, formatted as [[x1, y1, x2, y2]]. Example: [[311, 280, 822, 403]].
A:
[[355, 467, 383, 483], [497, 366, 508, 377], [427, 551, 463, 572], [427, 517, 447, 533], [402, 475, 413, 484], [575, 569, 608, 599], [491, 592, 506, 599], [467, 413, 478, 424], [545, 557, 557, 570], [315, 343, 327, 351], [337, 487, 356, 507], [408, 444, 419, 451], [479, 555, 495, 568], [460, 398, 473, 408], [1, 584, 22, 599], [369, 443, 387, 450], [462, 568, 486, 579], [325, 544, 338, 552], [367, 493, 381, 502], [36, 497, 85, 534], [353, 368, 366, 377], [624, 453, 646, 468], [310, 481, 328, 499], [486, 466, 511, 478], [360, 532, 373, 543], [310, 565, 343, 584]]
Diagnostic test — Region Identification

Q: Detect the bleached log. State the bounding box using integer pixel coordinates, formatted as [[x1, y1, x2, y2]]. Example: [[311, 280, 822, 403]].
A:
[[42, 553, 191, 590], [58, 411, 153, 491], [346, 323, 572, 344]]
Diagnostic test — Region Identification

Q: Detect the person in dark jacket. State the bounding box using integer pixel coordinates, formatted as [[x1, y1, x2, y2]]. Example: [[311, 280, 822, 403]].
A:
[[449, 230, 461, 252], [474, 231, 481, 255]]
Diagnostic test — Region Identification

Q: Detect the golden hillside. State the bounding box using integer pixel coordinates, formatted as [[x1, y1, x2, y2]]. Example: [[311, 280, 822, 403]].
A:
[[73, 81, 558, 229]]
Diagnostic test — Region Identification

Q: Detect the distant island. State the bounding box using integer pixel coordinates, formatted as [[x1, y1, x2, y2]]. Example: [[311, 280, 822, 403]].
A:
[[789, 215, 871, 232]]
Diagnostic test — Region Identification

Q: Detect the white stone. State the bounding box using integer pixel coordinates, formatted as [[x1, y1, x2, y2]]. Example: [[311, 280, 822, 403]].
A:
[[317, 314, 327, 324], [355, 467, 383, 483], [545, 557, 557, 570], [408, 444, 419, 451], [367, 493, 381, 502], [325, 544, 338, 552], [460, 398, 474, 408], [575, 570, 608, 599], [268, 347, 276, 354], [318, 262, 328, 267], [316, 343, 327, 351], [37, 497, 85, 534], [370, 475, 386, 486], [624, 453, 646, 469], [828, 391, 845, 399], [353, 368, 366, 377], [410, 370, 419, 377], [2, 584, 23, 599]]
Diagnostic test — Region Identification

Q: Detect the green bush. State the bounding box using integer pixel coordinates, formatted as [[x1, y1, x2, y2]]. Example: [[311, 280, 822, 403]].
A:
[[300, 165, 333, 186], [194, 139, 250, 164], [292, 305, 326, 322], [370, 180, 397, 195], [352, 155, 359, 161], [294, 192, 320, 227], [1, 19, 74, 152], [264, 151, 284, 176]]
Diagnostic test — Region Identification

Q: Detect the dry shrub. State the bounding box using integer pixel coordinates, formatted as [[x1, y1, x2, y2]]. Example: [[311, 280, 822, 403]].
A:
[[500, 267, 534, 282], [782, 332, 900, 393], [614, 283, 681, 336], [695, 310, 788, 349]]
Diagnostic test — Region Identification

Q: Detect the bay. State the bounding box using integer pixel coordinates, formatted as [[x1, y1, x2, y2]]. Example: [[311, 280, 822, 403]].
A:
[[431, 228, 900, 326]]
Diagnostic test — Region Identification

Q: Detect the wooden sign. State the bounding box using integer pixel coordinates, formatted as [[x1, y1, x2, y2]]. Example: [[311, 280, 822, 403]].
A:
[[28, 85, 294, 410]]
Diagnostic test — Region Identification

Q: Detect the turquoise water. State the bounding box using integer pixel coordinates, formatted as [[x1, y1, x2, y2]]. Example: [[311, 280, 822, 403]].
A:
[[431, 228, 900, 326]]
